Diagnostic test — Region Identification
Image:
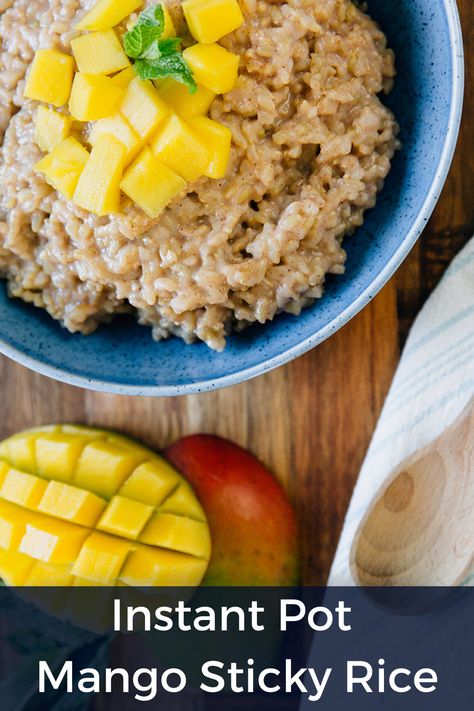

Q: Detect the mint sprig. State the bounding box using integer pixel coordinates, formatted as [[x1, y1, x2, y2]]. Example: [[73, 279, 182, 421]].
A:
[[123, 4, 197, 93]]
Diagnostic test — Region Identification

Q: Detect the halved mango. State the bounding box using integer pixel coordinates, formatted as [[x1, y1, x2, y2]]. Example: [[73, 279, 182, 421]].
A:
[[160, 481, 206, 522], [71, 30, 130, 75], [0, 468, 47, 509], [120, 547, 208, 587], [20, 516, 89, 564], [183, 43, 239, 94], [119, 459, 179, 506], [73, 134, 126, 216], [74, 439, 144, 497], [0, 550, 35, 586], [24, 49, 74, 107], [34, 106, 73, 153], [140, 512, 211, 559], [151, 114, 209, 182], [35, 432, 89, 481], [38, 480, 106, 527], [97, 495, 154, 539], [35, 137, 90, 200], [72, 532, 132, 583]]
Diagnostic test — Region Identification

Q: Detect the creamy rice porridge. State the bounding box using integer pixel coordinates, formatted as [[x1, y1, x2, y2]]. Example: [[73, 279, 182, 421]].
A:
[[0, 0, 399, 350]]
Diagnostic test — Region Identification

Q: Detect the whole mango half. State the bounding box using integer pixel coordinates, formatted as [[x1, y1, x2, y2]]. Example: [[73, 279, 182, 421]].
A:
[[165, 435, 300, 586]]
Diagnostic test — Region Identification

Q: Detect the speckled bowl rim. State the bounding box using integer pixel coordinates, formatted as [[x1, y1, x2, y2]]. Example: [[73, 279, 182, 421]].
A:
[[0, 0, 464, 397]]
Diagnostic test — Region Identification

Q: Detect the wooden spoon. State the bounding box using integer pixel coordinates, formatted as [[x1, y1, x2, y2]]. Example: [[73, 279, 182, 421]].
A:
[[351, 398, 474, 587]]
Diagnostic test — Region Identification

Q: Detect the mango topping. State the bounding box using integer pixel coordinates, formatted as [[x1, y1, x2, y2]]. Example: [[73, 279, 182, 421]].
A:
[[69, 73, 124, 121], [189, 116, 232, 179], [73, 134, 127, 216], [183, 43, 240, 94], [89, 114, 143, 164], [24, 49, 74, 107], [71, 30, 131, 75], [183, 0, 244, 44], [34, 137, 90, 200], [0, 426, 211, 587], [151, 113, 210, 182], [156, 78, 216, 120], [120, 77, 170, 141], [34, 106, 73, 153], [76, 0, 143, 31]]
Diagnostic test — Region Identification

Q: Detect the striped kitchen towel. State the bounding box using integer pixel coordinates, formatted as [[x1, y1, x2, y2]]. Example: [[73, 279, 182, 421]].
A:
[[329, 237, 474, 586]]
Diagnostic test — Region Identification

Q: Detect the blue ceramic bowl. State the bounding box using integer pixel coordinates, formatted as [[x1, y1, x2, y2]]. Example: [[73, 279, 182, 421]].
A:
[[0, 0, 464, 396]]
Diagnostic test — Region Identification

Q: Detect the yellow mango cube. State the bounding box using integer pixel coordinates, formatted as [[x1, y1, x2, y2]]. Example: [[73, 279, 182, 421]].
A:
[[120, 147, 186, 218], [0, 461, 8, 487], [74, 440, 144, 498], [35, 432, 89, 481], [26, 561, 74, 587], [0, 468, 47, 509], [34, 106, 72, 153], [69, 73, 124, 121], [71, 30, 130, 75], [19, 515, 89, 564], [161, 6, 177, 39], [72, 531, 131, 583], [89, 114, 142, 164], [188, 116, 232, 178], [182, 0, 244, 44], [140, 513, 211, 559], [151, 114, 209, 182], [160, 482, 206, 522], [0, 549, 35, 586], [120, 546, 208, 586], [156, 78, 215, 119], [73, 134, 126, 216], [76, 0, 143, 31], [24, 49, 74, 107], [111, 66, 136, 89], [0, 500, 30, 550], [35, 137, 90, 199], [119, 460, 179, 506], [120, 78, 170, 141], [38, 481, 106, 527], [0, 431, 41, 472], [61, 424, 105, 439], [183, 43, 239, 94], [98, 495, 153, 539]]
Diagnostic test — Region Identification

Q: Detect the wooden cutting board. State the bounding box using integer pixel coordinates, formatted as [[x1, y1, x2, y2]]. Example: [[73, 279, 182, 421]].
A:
[[0, 1, 471, 587]]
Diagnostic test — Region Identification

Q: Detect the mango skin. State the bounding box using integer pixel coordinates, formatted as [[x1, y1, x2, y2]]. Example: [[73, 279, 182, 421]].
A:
[[165, 435, 300, 586]]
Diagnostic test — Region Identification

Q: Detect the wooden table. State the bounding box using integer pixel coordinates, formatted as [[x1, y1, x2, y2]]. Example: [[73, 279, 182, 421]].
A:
[[0, 2, 472, 585]]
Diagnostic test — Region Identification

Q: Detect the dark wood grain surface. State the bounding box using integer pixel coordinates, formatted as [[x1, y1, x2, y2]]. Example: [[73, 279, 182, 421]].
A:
[[0, 1, 472, 586]]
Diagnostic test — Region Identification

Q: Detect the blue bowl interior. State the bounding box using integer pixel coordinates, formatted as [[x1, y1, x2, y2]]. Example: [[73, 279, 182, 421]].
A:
[[0, 0, 459, 393]]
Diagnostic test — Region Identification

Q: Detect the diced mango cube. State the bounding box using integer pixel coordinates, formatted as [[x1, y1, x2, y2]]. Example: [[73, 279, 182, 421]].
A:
[[61, 424, 106, 439], [26, 561, 74, 587], [140, 513, 211, 559], [72, 531, 131, 583], [69, 73, 124, 121], [0, 500, 30, 550], [38, 480, 106, 527], [76, 0, 143, 31], [74, 440, 144, 498], [0, 468, 47, 509], [160, 482, 206, 522], [24, 49, 74, 107], [151, 114, 209, 182], [119, 460, 179, 506], [0, 431, 41, 472], [188, 116, 232, 178], [161, 6, 177, 39], [98, 495, 153, 539], [34, 106, 72, 153], [182, 0, 244, 44], [19, 516, 89, 564], [0, 549, 35, 586], [111, 66, 136, 89], [183, 43, 239, 94], [35, 432, 88, 481], [71, 30, 130, 75], [89, 114, 142, 164], [120, 546, 208, 586], [120, 78, 170, 140], [120, 147, 186, 218], [156, 78, 215, 119], [73, 134, 126, 216], [35, 137, 90, 199]]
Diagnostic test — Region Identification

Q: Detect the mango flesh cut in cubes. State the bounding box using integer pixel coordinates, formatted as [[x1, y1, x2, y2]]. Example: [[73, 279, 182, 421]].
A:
[[76, 0, 143, 31], [0, 425, 210, 588], [34, 106, 72, 153], [120, 78, 170, 141], [140, 513, 211, 559], [182, 0, 244, 44], [74, 439, 144, 498], [119, 460, 179, 506], [0, 468, 47, 509], [183, 43, 240, 94], [161, 6, 177, 39], [71, 30, 130, 75], [73, 134, 126, 216], [35, 432, 89, 481], [69, 73, 124, 121], [97, 495, 154, 539], [121, 147, 186, 218], [89, 114, 142, 165], [0, 550, 35, 586], [72, 532, 132, 583], [20, 515, 89, 564], [38, 481, 106, 527], [111, 66, 136, 89], [35, 137, 90, 200], [151, 114, 209, 182], [189, 116, 232, 179], [120, 547, 208, 587], [24, 49, 74, 107], [156, 79, 215, 120]]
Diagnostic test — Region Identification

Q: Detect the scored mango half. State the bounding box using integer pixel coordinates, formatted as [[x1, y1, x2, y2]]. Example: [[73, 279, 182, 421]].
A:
[[0, 426, 211, 587]]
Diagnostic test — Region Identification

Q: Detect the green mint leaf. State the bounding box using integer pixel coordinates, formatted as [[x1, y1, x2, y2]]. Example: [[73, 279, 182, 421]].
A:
[[139, 4, 165, 29], [158, 37, 182, 56], [140, 38, 162, 61], [136, 54, 197, 93], [123, 4, 165, 58]]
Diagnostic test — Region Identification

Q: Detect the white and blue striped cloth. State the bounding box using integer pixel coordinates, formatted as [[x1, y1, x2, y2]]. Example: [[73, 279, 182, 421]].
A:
[[329, 237, 474, 586]]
